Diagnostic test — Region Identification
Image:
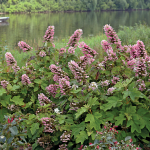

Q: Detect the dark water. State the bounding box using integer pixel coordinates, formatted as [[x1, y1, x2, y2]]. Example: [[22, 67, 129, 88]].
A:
[[0, 10, 150, 48]]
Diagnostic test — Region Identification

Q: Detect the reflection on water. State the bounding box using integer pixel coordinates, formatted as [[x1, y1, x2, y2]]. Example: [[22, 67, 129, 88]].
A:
[[0, 10, 150, 48], [0, 22, 9, 26]]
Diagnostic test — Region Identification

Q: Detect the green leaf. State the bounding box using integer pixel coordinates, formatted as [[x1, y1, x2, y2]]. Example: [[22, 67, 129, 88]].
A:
[[76, 131, 88, 144], [85, 113, 101, 130], [10, 96, 24, 106], [88, 97, 99, 107], [0, 88, 6, 96], [29, 114, 36, 120], [34, 79, 42, 84], [34, 86, 39, 92], [125, 105, 136, 120], [131, 123, 141, 133], [71, 122, 86, 138], [9, 126, 18, 135], [75, 106, 88, 119], [129, 88, 142, 101], [30, 123, 39, 135], [0, 108, 8, 122], [100, 96, 122, 111], [115, 77, 134, 88], [115, 114, 126, 126], [1, 95, 11, 107], [11, 85, 20, 91]]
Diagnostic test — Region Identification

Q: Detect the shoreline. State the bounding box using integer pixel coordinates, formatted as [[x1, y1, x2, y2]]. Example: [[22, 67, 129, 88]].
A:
[[0, 8, 150, 15]]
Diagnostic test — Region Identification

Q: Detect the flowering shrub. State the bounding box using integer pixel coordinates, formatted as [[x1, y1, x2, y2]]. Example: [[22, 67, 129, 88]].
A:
[[0, 24, 150, 149]]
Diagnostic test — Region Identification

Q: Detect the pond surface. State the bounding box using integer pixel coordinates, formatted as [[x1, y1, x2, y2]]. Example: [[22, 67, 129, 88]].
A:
[[0, 10, 150, 48]]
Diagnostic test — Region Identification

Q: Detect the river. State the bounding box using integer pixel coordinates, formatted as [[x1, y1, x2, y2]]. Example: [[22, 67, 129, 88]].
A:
[[0, 10, 150, 48]]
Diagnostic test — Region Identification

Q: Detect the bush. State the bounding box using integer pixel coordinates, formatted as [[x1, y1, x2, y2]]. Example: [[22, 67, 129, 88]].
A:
[[0, 24, 150, 149]]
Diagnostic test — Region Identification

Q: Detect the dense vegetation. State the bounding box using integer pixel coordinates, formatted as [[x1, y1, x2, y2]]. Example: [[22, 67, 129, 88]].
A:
[[0, 24, 150, 149], [1, 0, 150, 13]]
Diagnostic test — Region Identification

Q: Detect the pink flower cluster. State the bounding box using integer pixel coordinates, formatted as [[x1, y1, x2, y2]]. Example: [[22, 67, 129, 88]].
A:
[[38, 93, 52, 106], [104, 24, 122, 49], [101, 80, 110, 86], [5, 52, 20, 73], [107, 87, 116, 95], [58, 144, 68, 150], [134, 58, 147, 77], [106, 48, 118, 61], [59, 78, 71, 95], [12, 64, 20, 73], [59, 48, 66, 54], [18, 41, 33, 52], [21, 74, 31, 85], [5, 52, 17, 66], [49, 64, 69, 82], [39, 51, 46, 57], [60, 131, 71, 142], [101, 40, 112, 52], [136, 40, 147, 58], [43, 26, 54, 43], [1, 80, 9, 89], [46, 84, 59, 97], [111, 76, 120, 84], [67, 29, 83, 48], [79, 56, 95, 69], [68, 46, 75, 54], [68, 60, 89, 83], [41, 117, 55, 133], [79, 42, 98, 58], [136, 79, 146, 91]]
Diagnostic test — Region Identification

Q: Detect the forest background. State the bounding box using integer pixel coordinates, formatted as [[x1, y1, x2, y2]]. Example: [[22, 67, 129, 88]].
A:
[[0, 0, 150, 13]]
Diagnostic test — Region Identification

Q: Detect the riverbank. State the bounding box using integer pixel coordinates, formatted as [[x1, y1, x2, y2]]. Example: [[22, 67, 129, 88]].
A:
[[1, 0, 150, 14]]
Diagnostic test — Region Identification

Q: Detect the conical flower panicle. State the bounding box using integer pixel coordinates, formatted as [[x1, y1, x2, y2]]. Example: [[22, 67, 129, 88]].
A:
[[136, 40, 147, 58], [101, 40, 112, 52], [134, 58, 147, 77], [43, 26, 55, 43], [129, 44, 138, 59], [104, 24, 122, 50], [67, 29, 83, 48], [41, 117, 55, 133], [21, 74, 31, 85], [60, 131, 71, 143], [46, 84, 59, 98], [12, 64, 20, 73], [59, 78, 71, 95], [79, 56, 95, 69], [79, 42, 98, 58], [68, 46, 75, 54], [68, 60, 89, 83], [38, 93, 52, 106], [39, 51, 46, 57], [5, 52, 17, 66], [18, 41, 33, 52], [49, 64, 69, 82], [1, 80, 9, 89]]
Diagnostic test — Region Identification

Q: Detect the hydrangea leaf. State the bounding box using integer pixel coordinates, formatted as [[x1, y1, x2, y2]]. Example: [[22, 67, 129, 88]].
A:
[[10, 96, 24, 106], [76, 131, 88, 144]]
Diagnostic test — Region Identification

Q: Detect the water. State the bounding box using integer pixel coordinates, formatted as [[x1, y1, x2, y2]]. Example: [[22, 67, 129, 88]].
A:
[[0, 10, 150, 48]]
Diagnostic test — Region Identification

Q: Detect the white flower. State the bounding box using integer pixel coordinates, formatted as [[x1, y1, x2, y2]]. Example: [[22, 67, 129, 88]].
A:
[[72, 84, 78, 90], [0, 136, 5, 139], [89, 82, 98, 90], [98, 63, 104, 67], [54, 108, 60, 114]]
